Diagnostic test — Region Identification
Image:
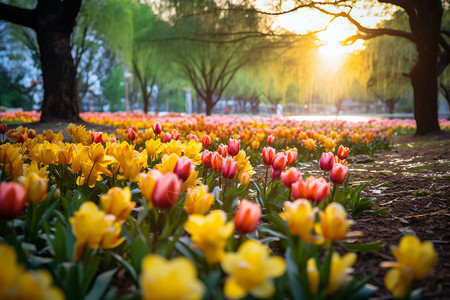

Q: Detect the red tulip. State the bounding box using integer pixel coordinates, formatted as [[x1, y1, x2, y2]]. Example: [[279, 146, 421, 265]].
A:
[[152, 172, 181, 209], [291, 178, 308, 199], [234, 199, 261, 234], [0, 123, 7, 134], [282, 167, 301, 188], [202, 134, 211, 148], [222, 156, 237, 179], [128, 128, 136, 141], [218, 143, 228, 157], [174, 156, 194, 181], [337, 145, 349, 160], [201, 150, 213, 168], [320, 152, 334, 171], [270, 167, 282, 180], [0, 182, 26, 220], [267, 134, 275, 145], [92, 131, 104, 144], [163, 132, 172, 143], [211, 152, 223, 173], [306, 177, 330, 203], [152, 121, 162, 135], [262, 147, 276, 166], [171, 129, 181, 141], [227, 138, 240, 157], [330, 163, 348, 184], [17, 134, 25, 143], [272, 152, 287, 171], [285, 150, 297, 166]]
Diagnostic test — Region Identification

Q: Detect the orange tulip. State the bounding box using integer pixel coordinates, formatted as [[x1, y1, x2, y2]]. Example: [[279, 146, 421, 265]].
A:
[[234, 199, 261, 234], [272, 152, 287, 171], [212, 152, 223, 173], [337, 145, 349, 160], [285, 150, 297, 166]]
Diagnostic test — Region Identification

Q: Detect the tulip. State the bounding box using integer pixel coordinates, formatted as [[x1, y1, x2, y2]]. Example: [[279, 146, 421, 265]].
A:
[[272, 152, 287, 171], [188, 134, 199, 142], [222, 156, 237, 179], [0, 123, 7, 134], [211, 152, 223, 173], [306, 177, 330, 204], [128, 128, 136, 141], [17, 134, 25, 143], [330, 163, 348, 184], [285, 150, 297, 166], [267, 134, 275, 145], [27, 129, 36, 139], [140, 255, 205, 300], [319, 152, 334, 171], [152, 121, 162, 134], [171, 129, 181, 140], [227, 138, 240, 157], [0, 182, 26, 220], [282, 167, 301, 188], [184, 185, 214, 215], [174, 156, 194, 181], [239, 172, 251, 186], [318, 203, 359, 242], [100, 187, 135, 222], [92, 131, 104, 144], [262, 147, 275, 166], [201, 150, 213, 168], [221, 240, 286, 299], [152, 172, 181, 209], [218, 143, 228, 157], [202, 134, 211, 148], [184, 210, 234, 264], [337, 145, 349, 160], [270, 167, 282, 180], [291, 178, 308, 199], [163, 132, 172, 143], [234, 199, 261, 234], [138, 170, 162, 210], [20, 172, 49, 205]]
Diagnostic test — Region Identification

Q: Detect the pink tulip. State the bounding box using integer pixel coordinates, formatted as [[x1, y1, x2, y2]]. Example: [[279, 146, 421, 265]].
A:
[[152, 121, 162, 134], [0, 182, 26, 220], [202, 134, 211, 148], [174, 156, 194, 181], [222, 156, 237, 179], [270, 167, 282, 180], [152, 172, 181, 209], [330, 163, 348, 184], [267, 134, 275, 145], [227, 138, 240, 157], [282, 168, 301, 188], [319, 152, 334, 171], [262, 147, 276, 166], [272, 152, 287, 171]]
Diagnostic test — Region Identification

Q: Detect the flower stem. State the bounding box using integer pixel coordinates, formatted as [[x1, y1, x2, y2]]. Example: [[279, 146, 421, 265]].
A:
[[330, 183, 338, 203]]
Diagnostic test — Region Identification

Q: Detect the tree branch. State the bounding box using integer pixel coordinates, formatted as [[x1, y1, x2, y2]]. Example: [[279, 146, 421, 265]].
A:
[[0, 3, 37, 29]]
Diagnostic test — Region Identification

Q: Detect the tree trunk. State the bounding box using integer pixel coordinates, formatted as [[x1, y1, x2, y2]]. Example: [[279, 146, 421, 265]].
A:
[[205, 96, 213, 116]]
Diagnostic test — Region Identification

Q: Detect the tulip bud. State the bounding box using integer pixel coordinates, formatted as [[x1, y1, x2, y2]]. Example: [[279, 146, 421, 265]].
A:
[[285, 150, 297, 166], [272, 152, 287, 171], [0, 182, 25, 220], [239, 172, 251, 186], [282, 167, 301, 188], [330, 163, 348, 184], [174, 156, 194, 181], [128, 128, 136, 141], [163, 132, 172, 143], [152, 121, 162, 135], [320, 152, 334, 171], [234, 199, 261, 234], [262, 147, 276, 166], [218, 143, 228, 157], [227, 138, 240, 157], [202, 134, 211, 148], [201, 150, 213, 169], [337, 145, 349, 160], [211, 152, 223, 173], [270, 167, 282, 180], [267, 134, 275, 145], [152, 172, 181, 209], [0, 123, 7, 134], [291, 178, 308, 199], [222, 156, 237, 179]]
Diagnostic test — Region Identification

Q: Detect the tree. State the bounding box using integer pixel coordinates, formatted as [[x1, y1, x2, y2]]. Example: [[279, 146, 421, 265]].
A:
[[0, 0, 83, 122]]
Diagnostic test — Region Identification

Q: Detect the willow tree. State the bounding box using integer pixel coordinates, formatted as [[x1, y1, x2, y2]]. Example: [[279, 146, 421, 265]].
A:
[[0, 0, 83, 122]]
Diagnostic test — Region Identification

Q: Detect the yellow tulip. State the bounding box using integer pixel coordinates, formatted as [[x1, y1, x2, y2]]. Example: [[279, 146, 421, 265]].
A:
[[307, 252, 357, 295], [384, 267, 414, 298], [221, 240, 286, 299], [155, 153, 178, 174], [280, 199, 323, 244], [180, 169, 201, 193], [70, 202, 124, 261], [162, 139, 183, 157], [57, 143, 74, 165], [18, 171, 48, 205], [116, 149, 147, 181], [140, 255, 205, 300], [317, 203, 362, 242], [0, 244, 21, 297], [145, 138, 161, 159], [100, 187, 135, 221], [184, 210, 234, 264], [303, 139, 316, 151], [184, 184, 214, 215], [88, 142, 106, 164], [39, 142, 59, 165], [138, 170, 162, 210], [184, 139, 203, 164]]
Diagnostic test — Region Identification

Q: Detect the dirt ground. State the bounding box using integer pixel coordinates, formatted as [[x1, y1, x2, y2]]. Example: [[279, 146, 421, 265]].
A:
[[8, 121, 450, 299]]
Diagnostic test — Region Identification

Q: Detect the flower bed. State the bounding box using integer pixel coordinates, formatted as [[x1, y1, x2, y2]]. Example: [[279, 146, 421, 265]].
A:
[[0, 114, 439, 300]]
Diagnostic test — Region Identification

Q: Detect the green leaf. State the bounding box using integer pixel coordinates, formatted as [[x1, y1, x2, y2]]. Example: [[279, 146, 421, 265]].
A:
[[109, 251, 139, 284], [285, 247, 305, 300], [85, 268, 118, 300], [131, 237, 150, 273], [349, 284, 378, 300], [258, 225, 287, 240], [341, 241, 383, 252], [262, 213, 286, 234], [368, 207, 389, 215]]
